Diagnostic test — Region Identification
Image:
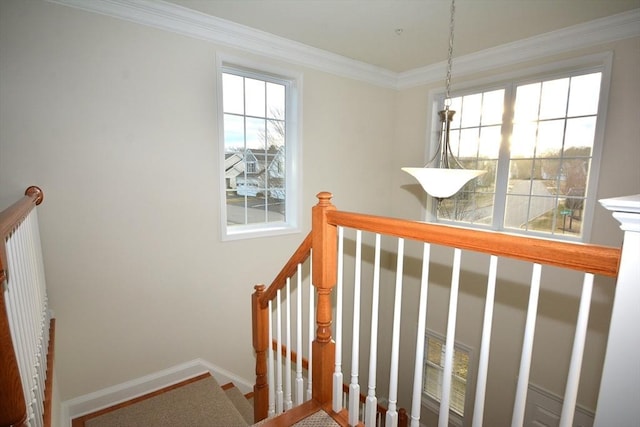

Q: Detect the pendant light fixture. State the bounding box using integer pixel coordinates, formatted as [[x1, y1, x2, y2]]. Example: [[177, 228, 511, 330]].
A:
[[402, 0, 486, 200]]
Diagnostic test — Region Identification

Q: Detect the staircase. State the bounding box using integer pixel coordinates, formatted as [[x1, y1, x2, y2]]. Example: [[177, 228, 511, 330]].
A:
[[72, 373, 254, 427], [71, 373, 340, 427]]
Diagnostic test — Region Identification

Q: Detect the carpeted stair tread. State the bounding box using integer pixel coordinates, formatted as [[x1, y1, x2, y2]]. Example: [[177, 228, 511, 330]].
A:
[[224, 383, 254, 425], [85, 375, 248, 427]]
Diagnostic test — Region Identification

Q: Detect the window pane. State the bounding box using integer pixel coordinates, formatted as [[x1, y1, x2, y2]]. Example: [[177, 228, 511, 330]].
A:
[[539, 78, 569, 120], [514, 82, 541, 122], [266, 82, 285, 120], [224, 114, 245, 150], [246, 117, 266, 150], [460, 93, 482, 128], [568, 73, 601, 117], [458, 128, 479, 158], [559, 158, 590, 197], [478, 125, 501, 158], [223, 74, 244, 115], [481, 90, 505, 125], [537, 119, 565, 158], [511, 122, 537, 158], [245, 78, 265, 117], [267, 119, 285, 148], [565, 117, 596, 154]]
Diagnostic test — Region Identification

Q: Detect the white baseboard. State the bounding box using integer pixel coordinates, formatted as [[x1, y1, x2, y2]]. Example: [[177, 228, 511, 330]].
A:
[[60, 358, 252, 427]]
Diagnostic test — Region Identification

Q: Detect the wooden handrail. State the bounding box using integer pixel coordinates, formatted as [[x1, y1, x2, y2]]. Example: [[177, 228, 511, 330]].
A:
[[0, 186, 44, 427], [260, 232, 313, 308], [327, 209, 620, 277], [0, 186, 44, 284]]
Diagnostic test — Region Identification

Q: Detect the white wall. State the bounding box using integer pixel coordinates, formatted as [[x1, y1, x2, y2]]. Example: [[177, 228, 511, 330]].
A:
[[0, 0, 396, 404]]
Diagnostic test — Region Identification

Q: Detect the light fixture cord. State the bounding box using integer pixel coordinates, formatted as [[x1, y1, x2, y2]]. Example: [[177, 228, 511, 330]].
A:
[[444, 0, 455, 105]]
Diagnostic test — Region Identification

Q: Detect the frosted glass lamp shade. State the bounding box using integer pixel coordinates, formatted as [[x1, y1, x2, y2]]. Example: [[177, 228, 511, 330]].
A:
[[402, 167, 486, 199]]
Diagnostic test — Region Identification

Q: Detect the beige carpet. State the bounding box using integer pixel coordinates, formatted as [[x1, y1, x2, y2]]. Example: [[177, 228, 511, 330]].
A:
[[85, 376, 248, 427], [291, 410, 340, 426]]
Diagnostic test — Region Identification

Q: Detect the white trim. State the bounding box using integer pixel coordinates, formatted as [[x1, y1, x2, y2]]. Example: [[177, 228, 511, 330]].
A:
[[397, 9, 639, 89], [216, 53, 303, 241], [45, 0, 640, 89], [525, 382, 594, 426], [60, 358, 252, 427]]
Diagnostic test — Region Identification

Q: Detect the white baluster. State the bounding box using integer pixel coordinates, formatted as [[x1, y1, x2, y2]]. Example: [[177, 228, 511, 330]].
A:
[[385, 238, 405, 427], [349, 230, 363, 426], [285, 278, 292, 410], [275, 289, 283, 414], [439, 248, 462, 427], [295, 263, 304, 405], [365, 234, 382, 427], [472, 255, 498, 427], [511, 263, 542, 427], [559, 273, 594, 427], [410, 243, 431, 427], [333, 227, 345, 412]]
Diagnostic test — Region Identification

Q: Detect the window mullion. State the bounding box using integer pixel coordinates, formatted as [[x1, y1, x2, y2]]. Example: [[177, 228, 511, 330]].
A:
[[492, 83, 514, 231]]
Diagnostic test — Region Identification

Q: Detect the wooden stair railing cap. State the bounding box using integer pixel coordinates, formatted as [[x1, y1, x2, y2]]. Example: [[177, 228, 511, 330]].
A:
[[25, 186, 44, 205], [316, 191, 333, 205]]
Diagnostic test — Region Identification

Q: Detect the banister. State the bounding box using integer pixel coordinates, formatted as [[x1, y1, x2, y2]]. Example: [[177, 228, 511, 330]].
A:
[[327, 209, 620, 277], [252, 190, 628, 425], [0, 186, 44, 427], [1, 186, 44, 284], [260, 232, 313, 308]]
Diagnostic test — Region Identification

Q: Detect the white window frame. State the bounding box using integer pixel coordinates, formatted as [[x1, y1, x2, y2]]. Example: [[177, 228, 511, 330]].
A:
[[217, 54, 302, 241], [425, 52, 613, 243], [422, 330, 473, 427]]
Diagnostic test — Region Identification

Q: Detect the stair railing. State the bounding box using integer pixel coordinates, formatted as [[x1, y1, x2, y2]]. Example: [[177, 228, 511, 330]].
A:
[[0, 186, 54, 427], [253, 191, 636, 427], [252, 232, 313, 422]]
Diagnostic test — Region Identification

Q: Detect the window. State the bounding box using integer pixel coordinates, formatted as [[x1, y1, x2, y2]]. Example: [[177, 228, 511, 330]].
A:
[[218, 59, 301, 240], [423, 332, 470, 422], [434, 57, 610, 242]]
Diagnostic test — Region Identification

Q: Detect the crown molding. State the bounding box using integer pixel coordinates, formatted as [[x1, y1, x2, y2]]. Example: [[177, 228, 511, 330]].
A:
[[397, 8, 640, 89], [46, 0, 639, 90], [45, 0, 399, 88]]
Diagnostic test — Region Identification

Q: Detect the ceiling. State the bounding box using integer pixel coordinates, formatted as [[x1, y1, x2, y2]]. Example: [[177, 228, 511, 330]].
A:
[[165, 0, 639, 73]]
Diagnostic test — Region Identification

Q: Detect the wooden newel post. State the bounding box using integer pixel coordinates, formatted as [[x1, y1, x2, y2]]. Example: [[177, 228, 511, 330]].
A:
[[252, 284, 269, 422], [311, 192, 337, 405]]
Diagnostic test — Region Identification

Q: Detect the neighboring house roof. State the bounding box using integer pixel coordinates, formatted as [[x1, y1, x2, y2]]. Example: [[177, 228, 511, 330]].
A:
[[225, 153, 245, 178], [225, 147, 285, 180]]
